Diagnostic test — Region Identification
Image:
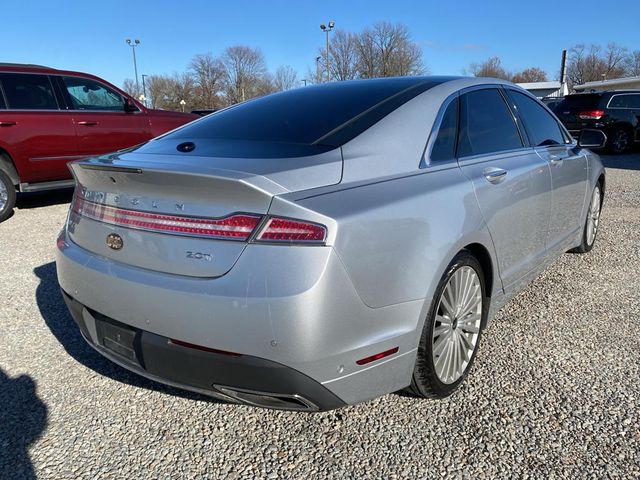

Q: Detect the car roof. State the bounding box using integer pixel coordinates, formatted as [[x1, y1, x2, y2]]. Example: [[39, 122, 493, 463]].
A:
[[0, 62, 109, 81]]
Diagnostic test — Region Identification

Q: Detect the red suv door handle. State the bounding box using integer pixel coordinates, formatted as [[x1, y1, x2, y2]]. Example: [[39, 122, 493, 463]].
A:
[[0, 121, 17, 126], [77, 121, 98, 126]]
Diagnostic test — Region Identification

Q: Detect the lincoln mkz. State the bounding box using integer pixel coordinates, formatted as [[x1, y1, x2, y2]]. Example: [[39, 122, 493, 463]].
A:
[[56, 77, 606, 411]]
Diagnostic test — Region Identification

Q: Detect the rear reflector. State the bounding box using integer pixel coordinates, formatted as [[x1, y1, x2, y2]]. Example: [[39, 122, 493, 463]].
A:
[[356, 347, 399, 365], [72, 195, 261, 241], [256, 217, 327, 244], [578, 110, 604, 120], [168, 338, 242, 357]]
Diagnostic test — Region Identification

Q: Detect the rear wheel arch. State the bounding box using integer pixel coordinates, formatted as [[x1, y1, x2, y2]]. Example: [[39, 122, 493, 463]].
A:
[[0, 148, 20, 187], [462, 243, 494, 300]]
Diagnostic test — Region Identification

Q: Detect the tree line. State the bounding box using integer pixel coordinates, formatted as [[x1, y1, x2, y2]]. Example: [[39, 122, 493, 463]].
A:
[[122, 21, 425, 111], [123, 32, 640, 112], [467, 43, 640, 87]]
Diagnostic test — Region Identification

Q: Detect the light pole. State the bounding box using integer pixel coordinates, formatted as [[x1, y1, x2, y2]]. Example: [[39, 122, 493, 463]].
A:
[[126, 39, 141, 91], [141, 74, 148, 106], [320, 21, 335, 82], [315, 56, 322, 83]]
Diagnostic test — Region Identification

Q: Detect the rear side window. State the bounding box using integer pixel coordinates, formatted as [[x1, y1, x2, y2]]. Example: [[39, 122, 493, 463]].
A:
[[0, 90, 5, 109], [0, 73, 58, 110], [62, 76, 125, 111], [508, 91, 565, 147], [430, 97, 458, 162], [609, 94, 640, 109], [457, 89, 522, 157]]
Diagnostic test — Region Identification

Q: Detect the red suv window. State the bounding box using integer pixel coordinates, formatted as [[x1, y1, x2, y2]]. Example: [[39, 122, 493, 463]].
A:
[[0, 73, 58, 110]]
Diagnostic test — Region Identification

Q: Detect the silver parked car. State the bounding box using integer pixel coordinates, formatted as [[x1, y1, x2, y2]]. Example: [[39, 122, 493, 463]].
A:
[[56, 77, 606, 411]]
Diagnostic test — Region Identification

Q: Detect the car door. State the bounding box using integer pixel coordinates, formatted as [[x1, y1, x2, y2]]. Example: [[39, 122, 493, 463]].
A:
[[57, 75, 151, 157], [505, 88, 588, 252], [0, 72, 79, 183], [456, 87, 552, 292]]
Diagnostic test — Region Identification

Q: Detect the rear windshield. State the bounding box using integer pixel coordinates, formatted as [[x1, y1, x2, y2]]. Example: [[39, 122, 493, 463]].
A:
[[552, 94, 603, 112], [163, 78, 446, 147]]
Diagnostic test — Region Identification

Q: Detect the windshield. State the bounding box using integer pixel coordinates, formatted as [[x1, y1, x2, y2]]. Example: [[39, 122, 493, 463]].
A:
[[552, 94, 603, 112]]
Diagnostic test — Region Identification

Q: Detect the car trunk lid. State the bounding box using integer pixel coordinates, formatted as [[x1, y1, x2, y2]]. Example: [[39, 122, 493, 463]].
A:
[[66, 146, 341, 278]]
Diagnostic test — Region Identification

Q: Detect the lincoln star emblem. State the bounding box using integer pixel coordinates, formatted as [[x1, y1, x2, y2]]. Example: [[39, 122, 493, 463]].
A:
[[106, 233, 124, 250]]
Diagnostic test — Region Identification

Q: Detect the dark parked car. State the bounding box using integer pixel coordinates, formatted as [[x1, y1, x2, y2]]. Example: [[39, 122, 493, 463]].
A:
[[551, 90, 640, 154], [0, 63, 198, 222]]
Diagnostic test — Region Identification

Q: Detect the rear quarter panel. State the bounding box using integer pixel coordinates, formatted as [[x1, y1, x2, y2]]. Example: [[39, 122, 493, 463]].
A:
[[291, 163, 498, 311]]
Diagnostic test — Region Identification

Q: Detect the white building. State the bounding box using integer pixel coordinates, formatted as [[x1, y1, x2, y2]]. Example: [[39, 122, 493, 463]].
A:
[[573, 76, 640, 92], [516, 81, 568, 99]]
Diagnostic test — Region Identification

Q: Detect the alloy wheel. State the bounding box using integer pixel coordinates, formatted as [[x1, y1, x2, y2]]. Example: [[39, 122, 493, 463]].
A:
[[586, 186, 601, 246], [432, 266, 482, 384], [611, 130, 630, 153]]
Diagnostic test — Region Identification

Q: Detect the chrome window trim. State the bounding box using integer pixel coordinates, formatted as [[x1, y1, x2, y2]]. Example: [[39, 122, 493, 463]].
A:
[[606, 93, 640, 109]]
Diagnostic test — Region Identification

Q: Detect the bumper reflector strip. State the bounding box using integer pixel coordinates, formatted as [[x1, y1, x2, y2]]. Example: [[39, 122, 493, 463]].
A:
[[356, 347, 399, 365]]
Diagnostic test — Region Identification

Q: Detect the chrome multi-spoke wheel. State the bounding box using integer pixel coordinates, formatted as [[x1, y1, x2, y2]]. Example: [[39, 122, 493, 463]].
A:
[[586, 185, 601, 247], [431, 265, 482, 384]]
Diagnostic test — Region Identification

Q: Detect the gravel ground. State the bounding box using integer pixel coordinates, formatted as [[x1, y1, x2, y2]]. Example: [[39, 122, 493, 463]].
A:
[[1, 154, 639, 479]]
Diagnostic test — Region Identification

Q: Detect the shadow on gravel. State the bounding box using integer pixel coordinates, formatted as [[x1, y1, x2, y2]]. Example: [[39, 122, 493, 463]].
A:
[[15, 188, 74, 210], [600, 152, 640, 171], [0, 368, 47, 480], [34, 262, 222, 404]]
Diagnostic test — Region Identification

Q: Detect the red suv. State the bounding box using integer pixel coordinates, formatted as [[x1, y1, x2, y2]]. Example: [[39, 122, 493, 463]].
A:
[[0, 63, 197, 221]]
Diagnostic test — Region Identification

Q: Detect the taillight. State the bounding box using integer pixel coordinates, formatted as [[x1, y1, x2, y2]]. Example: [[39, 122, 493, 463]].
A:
[[71, 195, 261, 241], [578, 110, 604, 120], [255, 217, 327, 244]]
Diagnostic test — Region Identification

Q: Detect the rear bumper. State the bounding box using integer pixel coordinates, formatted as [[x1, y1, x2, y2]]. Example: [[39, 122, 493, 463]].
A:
[[62, 290, 344, 411], [55, 230, 423, 409]]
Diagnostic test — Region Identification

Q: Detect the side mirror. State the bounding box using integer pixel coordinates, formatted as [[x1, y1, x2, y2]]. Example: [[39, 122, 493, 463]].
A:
[[124, 98, 139, 113], [578, 129, 607, 149]]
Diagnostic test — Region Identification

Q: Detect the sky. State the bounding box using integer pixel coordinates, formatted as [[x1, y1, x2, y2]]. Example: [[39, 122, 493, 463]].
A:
[[3, 0, 639, 89]]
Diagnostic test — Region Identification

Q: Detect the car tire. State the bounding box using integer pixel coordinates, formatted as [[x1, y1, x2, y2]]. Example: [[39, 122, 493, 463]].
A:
[[570, 183, 602, 254], [0, 169, 16, 223], [408, 250, 487, 399], [608, 127, 632, 154]]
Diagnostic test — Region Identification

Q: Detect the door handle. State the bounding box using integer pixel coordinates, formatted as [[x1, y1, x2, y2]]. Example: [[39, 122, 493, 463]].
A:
[[483, 167, 508, 184], [549, 154, 564, 165], [77, 121, 98, 126], [0, 121, 16, 126]]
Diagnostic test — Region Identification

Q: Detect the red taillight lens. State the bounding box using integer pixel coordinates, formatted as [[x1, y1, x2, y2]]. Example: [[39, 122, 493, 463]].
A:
[[578, 110, 604, 120], [356, 347, 399, 365], [71, 195, 261, 241], [255, 217, 327, 244]]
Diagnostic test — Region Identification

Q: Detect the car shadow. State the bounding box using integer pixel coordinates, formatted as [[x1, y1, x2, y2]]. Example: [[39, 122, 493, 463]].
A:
[[0, 368, 47, 480], [600, 151, 640, 171], [33, 262, 223, 404], [16, 188, 74, 210]]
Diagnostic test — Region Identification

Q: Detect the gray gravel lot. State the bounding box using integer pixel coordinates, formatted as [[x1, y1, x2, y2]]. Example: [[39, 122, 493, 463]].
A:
[[1, 154, 639, 479]]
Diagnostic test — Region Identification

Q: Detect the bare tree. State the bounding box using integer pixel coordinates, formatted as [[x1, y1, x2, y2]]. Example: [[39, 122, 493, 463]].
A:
[[511, 67, 548, 83], [566, 43, 629, 86], [625, 50, 640, 77], [221, 45, 268, 104], [146, 73, 196, 111], [189, 53, 225, 109], [467, 56, 510, 80], [326, 30, 360, 81], [273, 65, 298, 91], [355, 22, 424, 78], [122, 78, 143, 100]]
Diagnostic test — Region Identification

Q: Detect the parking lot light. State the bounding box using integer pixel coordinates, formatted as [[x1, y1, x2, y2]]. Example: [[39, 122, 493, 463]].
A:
[[126, 38, 141, 91]]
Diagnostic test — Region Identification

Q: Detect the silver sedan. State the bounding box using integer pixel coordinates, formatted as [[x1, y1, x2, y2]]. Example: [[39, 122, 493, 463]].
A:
[[56, 76, 605, 411]]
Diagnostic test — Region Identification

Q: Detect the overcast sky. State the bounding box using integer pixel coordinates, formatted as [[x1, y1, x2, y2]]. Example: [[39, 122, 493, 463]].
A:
[[4, 0, 639, 88]]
